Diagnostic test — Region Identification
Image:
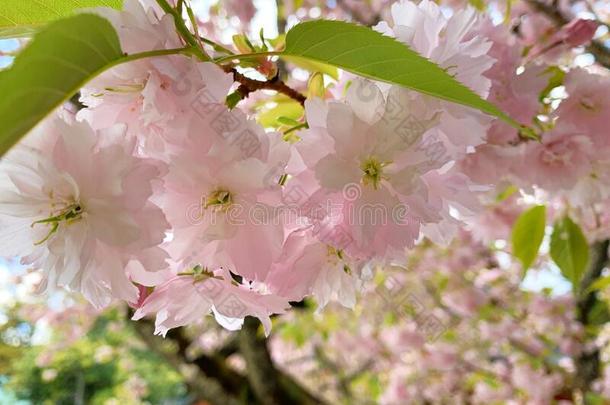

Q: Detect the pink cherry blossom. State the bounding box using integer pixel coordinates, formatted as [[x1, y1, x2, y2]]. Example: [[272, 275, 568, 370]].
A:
[[266, 228, 366, 310], [80, 0, 234, 155], [224, 0, 257, 26], [132, 267, 290, 336], [4, 1, 610, 392], [375, 0, 495, 97], [555, 68, 610, 147], [471, 194, 522, 243], [374, 0, 495, 159], [476, 20, 550, 145], [517, 124, 594, 191], [458, 143, 520, 185], [91, 0, 182, 54], [559, 18, 598, 47], [511, 364, 563, 404], [0, 117, 168, 307], [518, 10, 556, 48], [294, 80, 442, 259], [79, 60, 233, 157], [162, 108, 289, 282], [529, 18, 598, 60]]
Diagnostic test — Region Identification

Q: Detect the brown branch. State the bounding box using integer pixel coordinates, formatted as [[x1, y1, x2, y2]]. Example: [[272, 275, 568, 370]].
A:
[[165, 327, 254, 399], [238, 318, 286, 405], [238, 317, 327, 405], [313, 345, 354, 399], [130, 311, 325, 405], [221, 65, 306, 105], [524, 0, 610, 69], [214, 334, 240, 358], [130, 318, 242, 405], [574, 240, 609, 393]]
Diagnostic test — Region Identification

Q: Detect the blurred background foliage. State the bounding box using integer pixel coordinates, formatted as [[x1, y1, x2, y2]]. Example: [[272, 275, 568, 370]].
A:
[[0, 307, 187, 405]]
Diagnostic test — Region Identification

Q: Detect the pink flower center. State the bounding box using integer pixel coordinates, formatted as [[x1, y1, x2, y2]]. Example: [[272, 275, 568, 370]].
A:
[[579, 96, 597, 111], [541, 146, 571, 166], [204, 189, 233, 211], [361, 157, 389, 190], [31, 203, 84, 246]]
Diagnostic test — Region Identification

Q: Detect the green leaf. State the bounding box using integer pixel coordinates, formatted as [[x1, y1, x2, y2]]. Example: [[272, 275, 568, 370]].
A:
[[257, 97, 304, 128], [277, 116, 301, 126], [225, 91, 243, 109], [0, 0, 123, 38], [282, 55, 339, 80], [269, 34, 338, 79], [539, 65, 565, 102], [0, 14, 124, 156], [511, 205, 546, 273], [282, 20, 516, 127], [586, 275, 610, 294], [587, 300, 610, 326], [550, 216, 589, 290], [468, 0, 487, 11], [585, 392, 607, 405], [495, 184, 518, 202], [0, 26, 37, 39]]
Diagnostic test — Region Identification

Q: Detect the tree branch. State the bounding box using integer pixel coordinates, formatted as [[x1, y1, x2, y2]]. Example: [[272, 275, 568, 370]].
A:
[[214, 334, 240, 358], [130, 318, 242, 405], [165, 327, 254, 399], [130, 312, 325, 405], [313, 345, 354, 400], [574, 240, 609, 393], [221, 66, 306, 105], [238, 317, 327, 405]]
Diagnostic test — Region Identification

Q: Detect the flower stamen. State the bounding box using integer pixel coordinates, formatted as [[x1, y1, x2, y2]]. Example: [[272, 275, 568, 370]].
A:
[[31, 203, 84, 246], [361, 157, 390, 190], [203, 189, 234, 211], [178, 264, 222, 283]]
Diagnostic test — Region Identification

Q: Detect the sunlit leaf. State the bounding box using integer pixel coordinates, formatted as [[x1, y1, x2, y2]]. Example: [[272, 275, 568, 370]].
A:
[[550, 216, 589, 290], [511, 205, 546, 273], [0, 14, 124, 156], [586, 275, 610, 294], [0, 0, 123, 38], [283, 20, 517, 127], [257, 97, 304, 128], [282, 55, 339, 80]]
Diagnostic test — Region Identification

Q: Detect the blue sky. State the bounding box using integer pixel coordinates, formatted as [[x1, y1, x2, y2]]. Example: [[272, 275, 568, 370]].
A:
[[0, 38, 17, 67]]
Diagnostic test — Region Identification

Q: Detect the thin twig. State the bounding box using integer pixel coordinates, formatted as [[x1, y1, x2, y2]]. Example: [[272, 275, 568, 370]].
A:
[[221, 65, 306, 105]]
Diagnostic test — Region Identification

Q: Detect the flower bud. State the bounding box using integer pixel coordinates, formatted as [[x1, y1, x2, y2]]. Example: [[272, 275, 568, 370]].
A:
[[232, 34, 254, 54], [307, 72, 325, 99], [559, 18, 597, 47]]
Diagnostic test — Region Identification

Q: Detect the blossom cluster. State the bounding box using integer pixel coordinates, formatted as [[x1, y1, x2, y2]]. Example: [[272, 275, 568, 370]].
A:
[[271, 232, 593, 404], [0, 0, 607, 343]]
